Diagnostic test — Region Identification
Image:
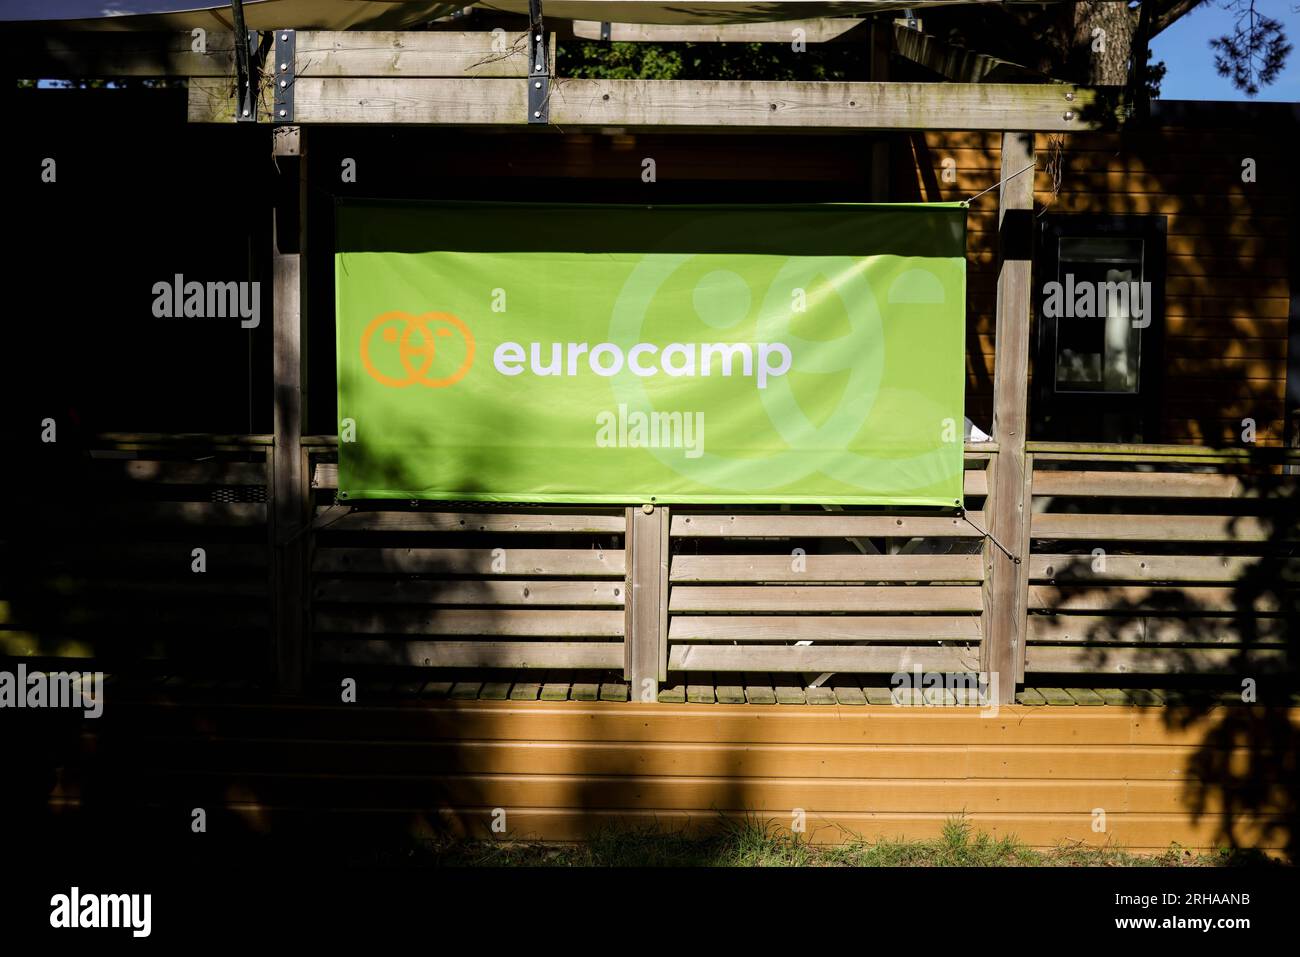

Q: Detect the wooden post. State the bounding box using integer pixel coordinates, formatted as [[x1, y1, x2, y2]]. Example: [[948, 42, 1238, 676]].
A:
[[982, 131, 1035, 703], [625, 504, 667, 703], [270, 126, 308, 693], [868, 17, 891, 201]]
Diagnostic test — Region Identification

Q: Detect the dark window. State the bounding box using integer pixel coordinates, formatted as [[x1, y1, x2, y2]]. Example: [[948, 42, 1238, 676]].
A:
[[1033, 215, 1167, 442]]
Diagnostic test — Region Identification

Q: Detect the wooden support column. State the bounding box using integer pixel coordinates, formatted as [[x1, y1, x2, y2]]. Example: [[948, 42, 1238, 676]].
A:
[[868, 17, 891, 201], [982, 131, 1035, 703], [625, 504, 668, 702], [270, 126, 308, 693]]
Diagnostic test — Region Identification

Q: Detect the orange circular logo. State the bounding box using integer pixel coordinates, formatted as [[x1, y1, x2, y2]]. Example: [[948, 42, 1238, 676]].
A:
[[360, 311, 474, 388]]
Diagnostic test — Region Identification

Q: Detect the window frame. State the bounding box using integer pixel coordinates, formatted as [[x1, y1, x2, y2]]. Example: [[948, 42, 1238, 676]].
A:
[[1032, 213, 1168, 442]]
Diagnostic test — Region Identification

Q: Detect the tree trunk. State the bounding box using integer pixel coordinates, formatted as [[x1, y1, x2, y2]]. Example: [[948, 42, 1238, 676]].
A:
[[1070, 1, 1139, 85]]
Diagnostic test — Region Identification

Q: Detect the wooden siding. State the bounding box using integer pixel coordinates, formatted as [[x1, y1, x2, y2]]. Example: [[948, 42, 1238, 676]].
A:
[[43, 695, 1299, 853], [898, 128, 1294, 446], [0, 439, 273, 674]]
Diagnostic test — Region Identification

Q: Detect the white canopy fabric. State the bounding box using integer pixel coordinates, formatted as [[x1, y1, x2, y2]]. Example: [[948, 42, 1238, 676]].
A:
[[1, 1, 1052, 31], [475, 2, 1008, 26]]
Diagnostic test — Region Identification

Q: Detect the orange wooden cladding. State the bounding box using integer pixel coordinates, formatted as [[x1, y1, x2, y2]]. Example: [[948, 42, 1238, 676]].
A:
[[53, 698, 1298, 853], [902, 127, 1293, 446]]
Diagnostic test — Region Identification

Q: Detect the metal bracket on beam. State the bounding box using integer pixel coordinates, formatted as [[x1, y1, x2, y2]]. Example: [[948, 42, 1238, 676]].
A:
[[528, 0, 549, 124], [600, 21, 611, 41], [273, 29, 295, 124]]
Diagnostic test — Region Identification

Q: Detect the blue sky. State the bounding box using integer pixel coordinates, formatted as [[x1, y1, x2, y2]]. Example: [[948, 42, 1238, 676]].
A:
[[1152, 0, 1299, 101]]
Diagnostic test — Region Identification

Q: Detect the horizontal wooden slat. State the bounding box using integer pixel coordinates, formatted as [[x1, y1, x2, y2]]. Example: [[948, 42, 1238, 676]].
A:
[[294, 31, 537, 78], [190, 77, 1101, 131], [95, 432, 274, 448], [1033, 470, 1289, 498], [97, 698, 1241, 746], [4, 31, 236, 77], [547, 80, 1099, 131], [41, 502, 266, 529], [1027, 615, 1287, 644], [668, 644, 978, 673], [1027, 585, 1288, 615], [1025, 644, 1289, 674], [8, 543, 268, 573], [1030, 554, 1300, 583], [1032, 513, 1285, 542], [672, 513, 981, 538], [313, 579, 623, 607], [571, 18, 866, 43], [670, 615, 981, 642], [318, 639, 622, 669], [670, 553, 983, 583], [963, 469, 989, 496], [60, 770, 1268, 817], [1027, 441, 1300, 462], [45, 802, 1272, 851], [670, 585, 982, 613], [313, 608, 623, 637], [92, 459, 266, 485], [111, 734, 1261, 781], [11, 579, 266, 600], [322, 509, 624, 534], [313, 547, 623, 576]]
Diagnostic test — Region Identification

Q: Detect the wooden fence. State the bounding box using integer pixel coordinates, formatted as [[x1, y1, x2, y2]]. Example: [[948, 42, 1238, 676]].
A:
[[4, 434, 1295, 699], [1025, 443, 1298, 682], [1, 435, 273, 680], [301, 438, 1296, 700]]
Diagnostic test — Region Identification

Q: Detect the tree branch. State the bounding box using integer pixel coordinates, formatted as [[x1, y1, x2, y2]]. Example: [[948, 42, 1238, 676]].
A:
[[1149, 0, 1213, 38]]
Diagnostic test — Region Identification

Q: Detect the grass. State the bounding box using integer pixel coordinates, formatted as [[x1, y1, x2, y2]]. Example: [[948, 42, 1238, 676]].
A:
[[376, 817, 1280, 868]]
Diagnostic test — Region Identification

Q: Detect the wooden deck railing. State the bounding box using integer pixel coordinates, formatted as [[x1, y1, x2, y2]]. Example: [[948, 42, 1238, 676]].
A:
[[0, 433, 274, 681], [1024, 442, 1299, 683], [6, 435, 1294, 699]]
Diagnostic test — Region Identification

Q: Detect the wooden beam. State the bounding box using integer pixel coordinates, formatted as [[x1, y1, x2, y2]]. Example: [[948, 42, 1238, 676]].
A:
[[981, 132, 1036, 702], [270, 126, 308, 694], [188, 77, 1098, 131], [891, 22, 1046, 83], [570, 18, 867, 43], [295, 30, 539, 77], [3, 31, 236, 77]]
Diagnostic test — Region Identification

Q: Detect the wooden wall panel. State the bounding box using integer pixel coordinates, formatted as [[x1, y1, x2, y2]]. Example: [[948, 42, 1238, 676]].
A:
[[900, 127, 1293, 447], [45, 696, 1299, 853]]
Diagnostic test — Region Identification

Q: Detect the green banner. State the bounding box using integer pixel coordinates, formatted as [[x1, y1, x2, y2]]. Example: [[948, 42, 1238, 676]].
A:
[[335, 200, 967, 506]]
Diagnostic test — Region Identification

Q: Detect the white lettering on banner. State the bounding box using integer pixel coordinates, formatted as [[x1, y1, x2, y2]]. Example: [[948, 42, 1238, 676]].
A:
[[493, 340, 792, 389]]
